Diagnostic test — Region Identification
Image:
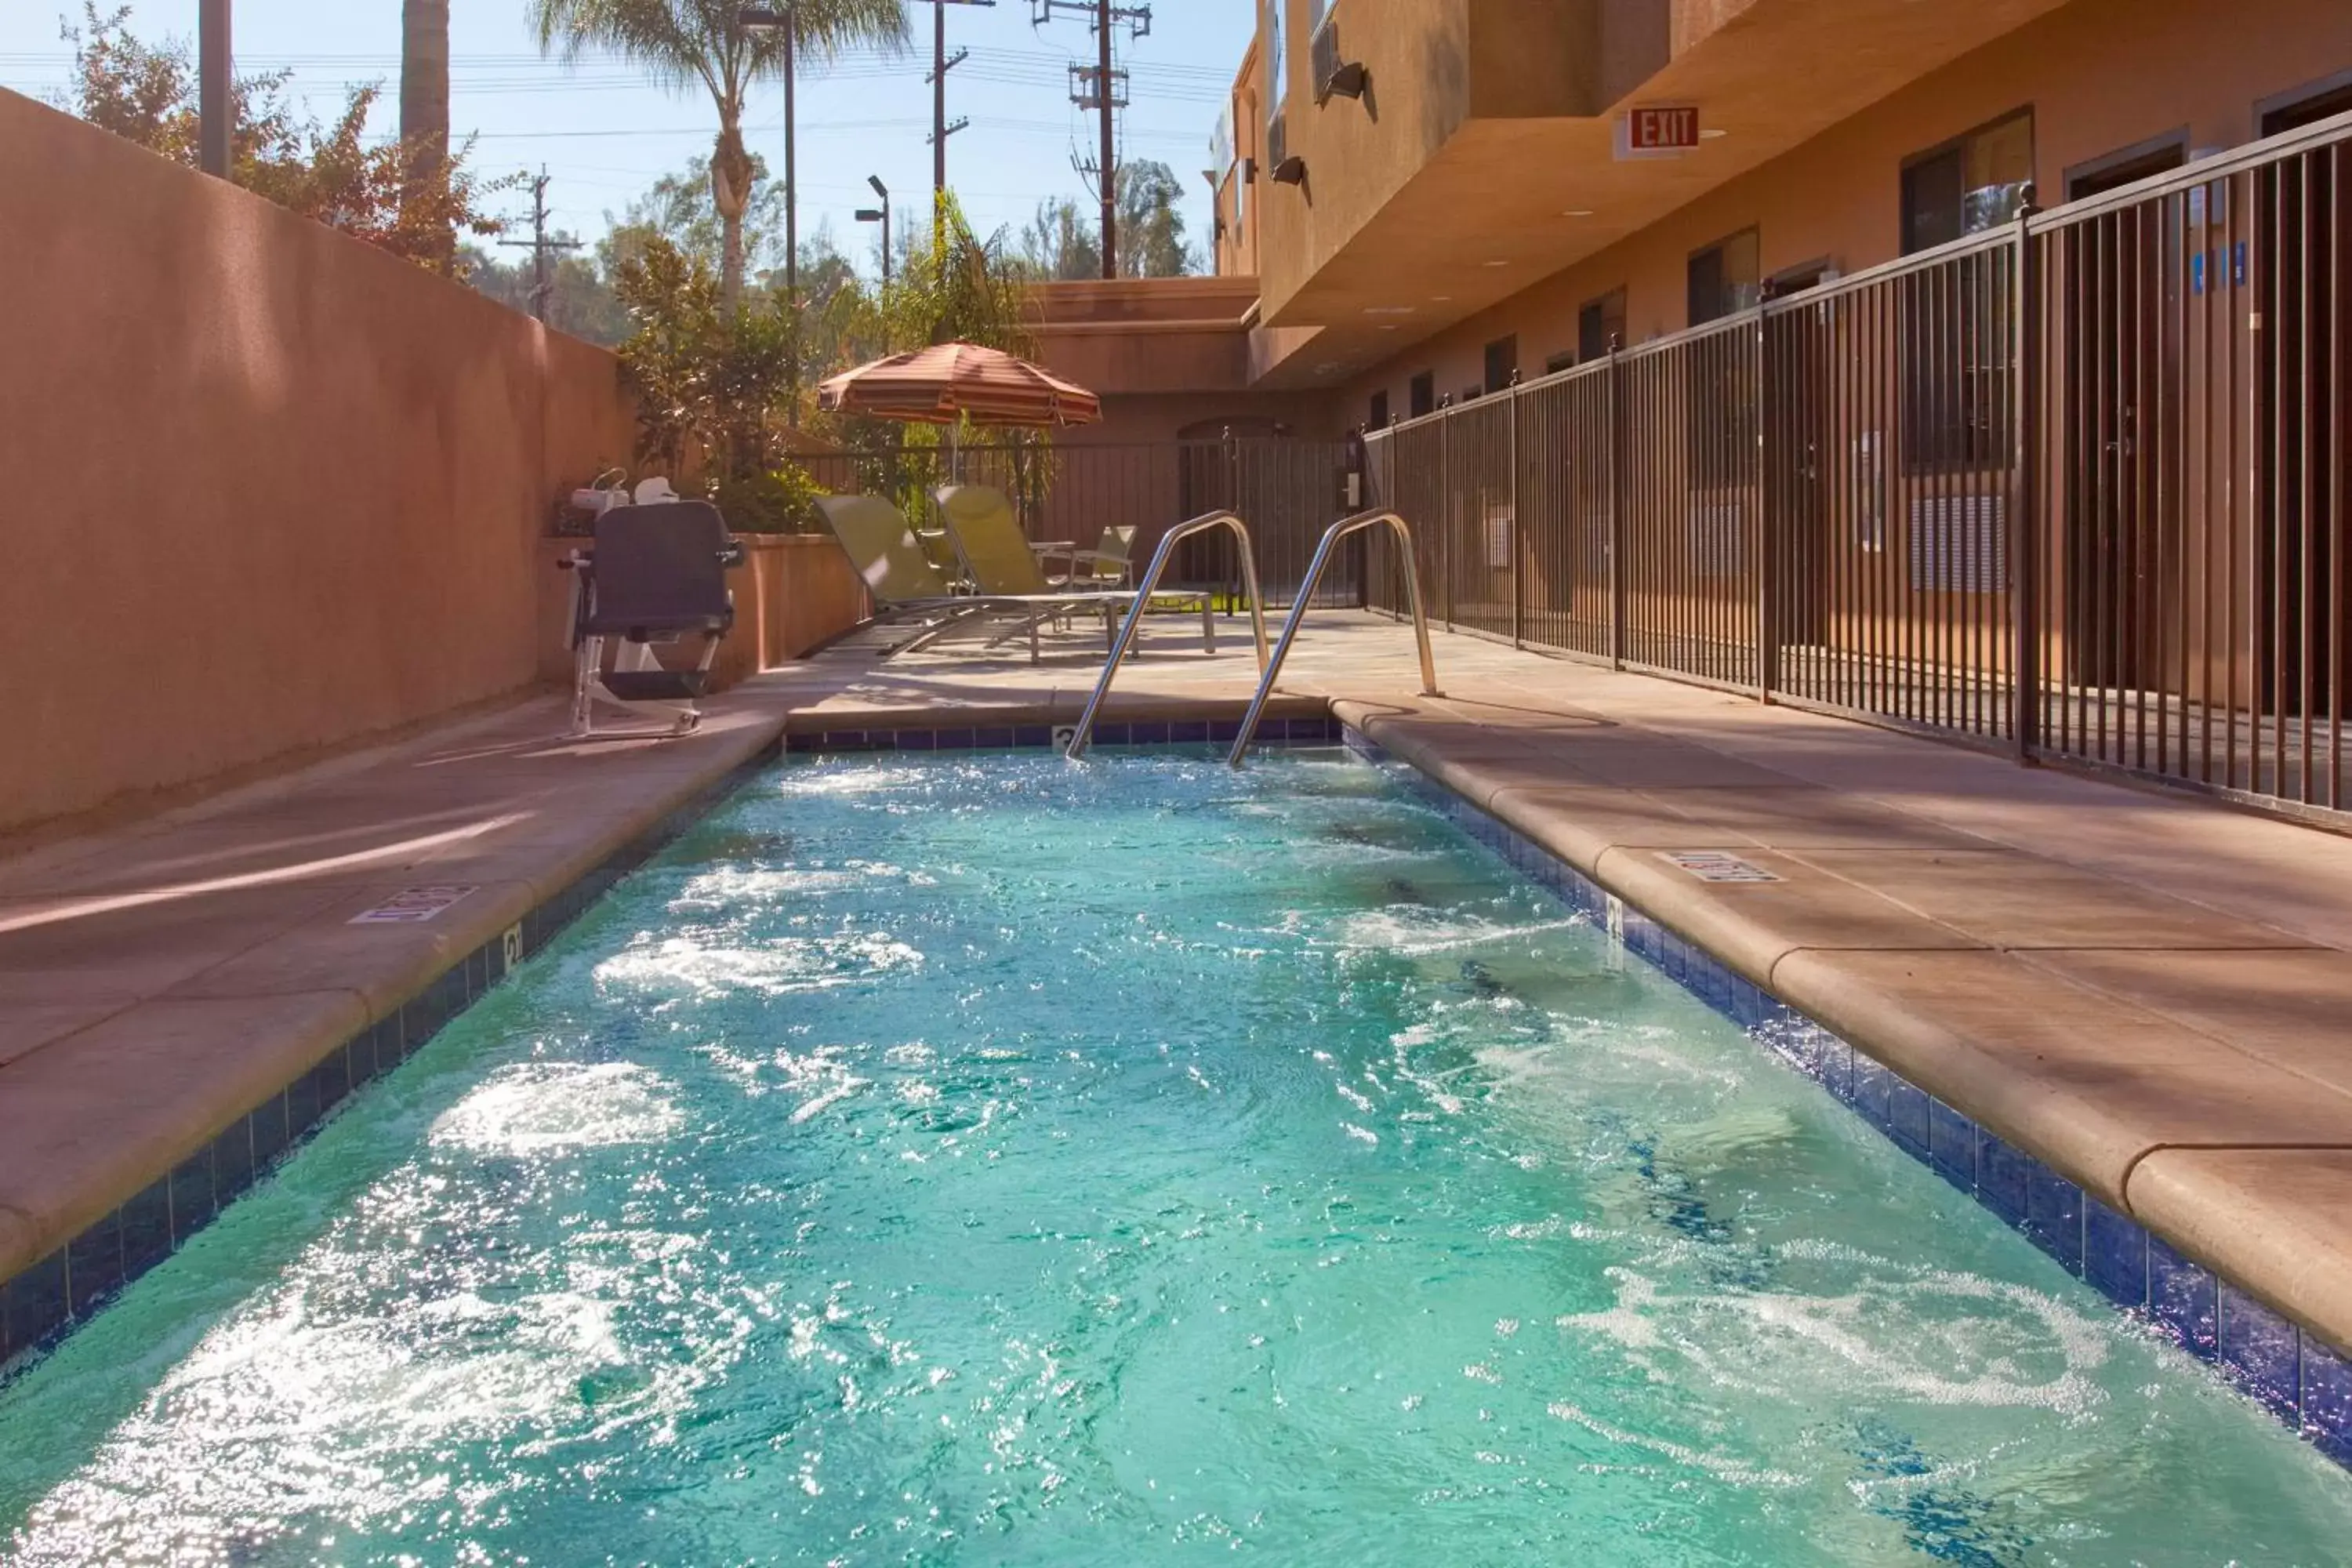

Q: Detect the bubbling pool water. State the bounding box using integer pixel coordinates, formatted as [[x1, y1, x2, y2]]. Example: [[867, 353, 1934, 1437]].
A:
[[0, 750, 2346, 1566]]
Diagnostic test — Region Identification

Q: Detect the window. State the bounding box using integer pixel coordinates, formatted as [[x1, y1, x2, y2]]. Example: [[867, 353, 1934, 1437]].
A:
[[1765, 258, 1835, 300], [1408, 371, 1435, 418], [1901, 110, 2033, 253], [2260, 71, 2352, 136], [1368, 389, 1390, 429], [1262, 0, 1287, 164], [2065, 133, 2186, 201], [1686, 229, 1760, 325], [1577, 289, 1626, 361], [1543, 350, 1575, 376], [1483, 336, 1519, 394]]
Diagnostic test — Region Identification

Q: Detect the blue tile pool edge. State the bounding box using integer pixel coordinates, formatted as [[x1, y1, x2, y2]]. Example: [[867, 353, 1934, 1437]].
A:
[[0, 741, 788, 1381], [0, 717, 1352, 1381], [1338, 724, 2352, 1472]]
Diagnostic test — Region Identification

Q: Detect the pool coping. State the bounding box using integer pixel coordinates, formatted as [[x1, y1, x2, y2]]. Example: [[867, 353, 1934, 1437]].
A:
[[5, 690, 2349, 1477]]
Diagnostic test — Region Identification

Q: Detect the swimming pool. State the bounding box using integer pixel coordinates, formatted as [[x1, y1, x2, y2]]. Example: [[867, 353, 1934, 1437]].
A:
[[1, 748, 2346, 1564]]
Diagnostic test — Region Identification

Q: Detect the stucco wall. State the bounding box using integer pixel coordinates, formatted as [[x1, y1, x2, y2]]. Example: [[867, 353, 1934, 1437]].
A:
[[1344, 0, 2352, 416], [0, 89, 637, 836]]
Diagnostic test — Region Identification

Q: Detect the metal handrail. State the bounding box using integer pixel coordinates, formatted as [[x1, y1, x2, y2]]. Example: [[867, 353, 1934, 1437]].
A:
[[1064, 510, 1271, 758], [1228, 510, 1441, 768]]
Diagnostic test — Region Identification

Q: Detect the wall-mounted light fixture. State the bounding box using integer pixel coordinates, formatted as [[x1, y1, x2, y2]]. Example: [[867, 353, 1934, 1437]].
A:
[[1269, 157, 1308, 186], [1318, 60, 1368, 103], [1310, 11, 1368, 105]]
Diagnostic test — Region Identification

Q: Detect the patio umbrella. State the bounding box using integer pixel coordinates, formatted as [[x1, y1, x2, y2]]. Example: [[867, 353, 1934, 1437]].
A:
[[818, 341, 1102, 429]]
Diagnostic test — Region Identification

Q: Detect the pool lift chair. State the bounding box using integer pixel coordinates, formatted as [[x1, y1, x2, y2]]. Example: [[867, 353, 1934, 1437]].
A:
[[558, 500, 745, 739]]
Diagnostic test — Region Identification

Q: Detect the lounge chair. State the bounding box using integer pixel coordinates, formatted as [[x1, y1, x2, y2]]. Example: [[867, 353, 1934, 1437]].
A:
[[934, 485, 1215, 653], [1040, 525, 1136, 589], [557, 501, 744, 738], [812, 494, 1117, 662]]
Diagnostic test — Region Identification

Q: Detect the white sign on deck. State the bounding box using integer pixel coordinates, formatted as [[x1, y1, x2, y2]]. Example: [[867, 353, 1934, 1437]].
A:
[[350, 885, 479, 924], [1658, 851, 1780, 884]]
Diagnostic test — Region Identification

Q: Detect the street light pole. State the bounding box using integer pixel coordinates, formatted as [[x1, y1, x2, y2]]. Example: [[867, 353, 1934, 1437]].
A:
[[736, 8, 800, 307], [739, 5, 799, 422], [857, 174, 891, 286], [782, 12, 797, 310], [199, 0, 231, 177]]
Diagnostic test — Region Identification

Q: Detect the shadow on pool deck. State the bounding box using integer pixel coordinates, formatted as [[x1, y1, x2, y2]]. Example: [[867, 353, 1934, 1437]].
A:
[[5, 612, 2352, 1387]]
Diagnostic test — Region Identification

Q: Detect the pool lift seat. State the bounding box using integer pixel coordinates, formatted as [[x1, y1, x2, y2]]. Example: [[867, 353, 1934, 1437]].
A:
[[558, 500, 745, 739]]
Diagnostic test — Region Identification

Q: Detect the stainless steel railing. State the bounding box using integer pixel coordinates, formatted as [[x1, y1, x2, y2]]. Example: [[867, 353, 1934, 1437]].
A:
[[1064, 510, 1272, 759], [1229, 510, 1442, 767]]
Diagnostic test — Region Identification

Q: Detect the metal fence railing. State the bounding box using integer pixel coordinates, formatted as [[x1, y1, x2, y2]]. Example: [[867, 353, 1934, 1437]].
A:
[[1363, 111, 2352, 826]]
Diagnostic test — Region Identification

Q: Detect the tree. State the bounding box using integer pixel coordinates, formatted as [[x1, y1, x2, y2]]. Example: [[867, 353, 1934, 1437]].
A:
[[462, 242, 630, 344], [597, 154, 789, 281], [817, 193, 1052, 521], [56, 5, 510, 272], [1018, 162, 1196, 281], [528, 0, 911, 318], [1019, 196, 1101, 282], [1116, 160, 1195, 278], [401, 0, 452, 263]]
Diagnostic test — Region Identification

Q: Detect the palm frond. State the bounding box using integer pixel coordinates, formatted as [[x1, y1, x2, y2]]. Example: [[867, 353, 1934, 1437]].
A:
[[786, 0, 913, 67], [527, 0, 726, 102]]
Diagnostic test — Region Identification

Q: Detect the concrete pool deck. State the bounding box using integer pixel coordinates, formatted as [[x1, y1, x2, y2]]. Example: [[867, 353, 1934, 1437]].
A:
[[5, 612, 2352, 1377]]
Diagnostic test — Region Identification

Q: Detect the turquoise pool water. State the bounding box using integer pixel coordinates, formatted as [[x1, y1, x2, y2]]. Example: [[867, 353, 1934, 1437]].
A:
[[2, 750, 2347, 1566]]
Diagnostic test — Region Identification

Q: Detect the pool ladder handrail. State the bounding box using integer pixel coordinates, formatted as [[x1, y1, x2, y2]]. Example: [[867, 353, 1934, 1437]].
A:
[[1228, 509, 1442, 768], [1064, 510, 1272, 759]]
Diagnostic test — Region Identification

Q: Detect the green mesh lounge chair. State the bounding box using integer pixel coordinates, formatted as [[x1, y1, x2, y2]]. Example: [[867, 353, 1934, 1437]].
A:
[[933, 485, 1215, 654], [813, 494, 1116, 662]]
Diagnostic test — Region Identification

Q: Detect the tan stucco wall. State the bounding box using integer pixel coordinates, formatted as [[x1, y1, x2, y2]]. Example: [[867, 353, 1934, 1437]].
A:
[[0, 89, 637, 836], [1253, 0, 1475, 314], [1344, 0, 2352, 416]]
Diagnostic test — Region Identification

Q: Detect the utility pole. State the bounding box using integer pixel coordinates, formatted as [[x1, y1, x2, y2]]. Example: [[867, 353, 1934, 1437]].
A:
[[930, 0, 995, 213], [1034, 0, 1150, 279], [499, 170, 583, 322], [198, 0, 231, 177], [738, 6, 801, 423], [1094, 0, 1113, 278]]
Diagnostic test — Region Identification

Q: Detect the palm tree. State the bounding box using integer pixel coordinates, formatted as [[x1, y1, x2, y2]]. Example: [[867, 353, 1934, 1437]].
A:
[[401, 0, 452, 266], [528, 0, 909, 316]]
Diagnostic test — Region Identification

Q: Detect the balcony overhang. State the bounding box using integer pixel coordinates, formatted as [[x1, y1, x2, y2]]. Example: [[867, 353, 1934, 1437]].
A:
[[1025, 277, 1264, 396], [1250, 0, 2069, 390]]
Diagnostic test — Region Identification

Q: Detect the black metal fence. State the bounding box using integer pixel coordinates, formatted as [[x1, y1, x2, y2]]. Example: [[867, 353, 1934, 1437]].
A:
[[1365, 112, 2351, 826], [803, 436, 1358, 608]]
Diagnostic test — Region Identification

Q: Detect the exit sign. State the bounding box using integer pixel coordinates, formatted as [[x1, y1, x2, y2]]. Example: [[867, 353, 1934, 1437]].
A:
[[1617, 104, 1700, 159]]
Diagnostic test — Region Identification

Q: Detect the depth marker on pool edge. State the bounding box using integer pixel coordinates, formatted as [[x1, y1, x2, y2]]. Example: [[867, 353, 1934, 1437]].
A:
[[1657, 851, 1781, 884], [350, 885, 480, 924]]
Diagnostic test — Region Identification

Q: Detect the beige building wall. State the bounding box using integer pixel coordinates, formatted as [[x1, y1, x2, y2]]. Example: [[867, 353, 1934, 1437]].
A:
[[0, 90, 637, 837], [1344, 0, 2352, 420]]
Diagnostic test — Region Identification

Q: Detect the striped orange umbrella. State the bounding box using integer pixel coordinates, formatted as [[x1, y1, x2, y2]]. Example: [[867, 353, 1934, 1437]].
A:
[[818, 341, 1102, 428]]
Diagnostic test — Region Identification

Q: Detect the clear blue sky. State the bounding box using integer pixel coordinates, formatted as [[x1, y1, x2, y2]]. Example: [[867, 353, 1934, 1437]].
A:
[[0, 0, 1254, 274]]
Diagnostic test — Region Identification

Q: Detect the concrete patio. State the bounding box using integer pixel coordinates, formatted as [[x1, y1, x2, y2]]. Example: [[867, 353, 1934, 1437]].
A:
[[5, 611, 2352, 1378]]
